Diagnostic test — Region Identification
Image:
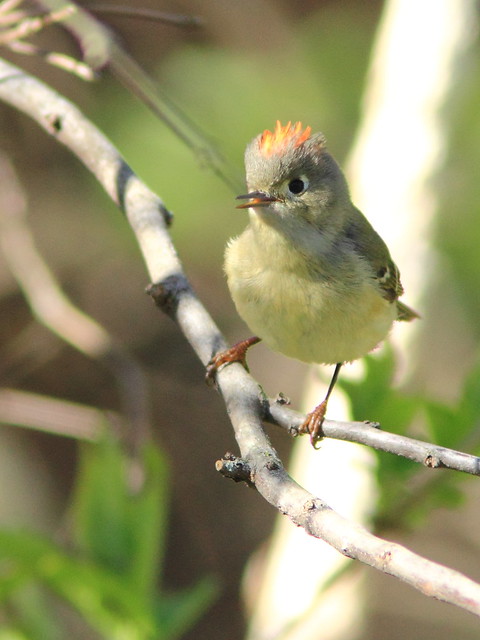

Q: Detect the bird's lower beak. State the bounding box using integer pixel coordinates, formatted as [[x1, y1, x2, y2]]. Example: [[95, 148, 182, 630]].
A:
[[236, 191, 280, 209]]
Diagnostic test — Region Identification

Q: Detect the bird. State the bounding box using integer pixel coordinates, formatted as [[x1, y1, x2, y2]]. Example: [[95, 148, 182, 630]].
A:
[[207, 121, 418, 447]]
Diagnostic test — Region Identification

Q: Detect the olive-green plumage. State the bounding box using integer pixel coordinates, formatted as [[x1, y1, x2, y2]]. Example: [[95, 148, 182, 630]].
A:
[[226, 122, 417, 370]]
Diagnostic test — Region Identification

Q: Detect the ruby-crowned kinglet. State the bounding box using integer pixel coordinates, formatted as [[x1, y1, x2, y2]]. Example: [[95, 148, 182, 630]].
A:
[[208, 121, 418, 446]]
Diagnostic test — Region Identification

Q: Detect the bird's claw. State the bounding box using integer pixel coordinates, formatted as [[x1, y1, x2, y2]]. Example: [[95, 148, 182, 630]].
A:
[[299, 400, 327, 448], [205, 336, 261, 386], [205, 348, 246, 386]]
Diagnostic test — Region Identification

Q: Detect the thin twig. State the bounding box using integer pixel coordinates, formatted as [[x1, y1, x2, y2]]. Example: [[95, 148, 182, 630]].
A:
[[0, 4, 75, 44], [0, 0, 25, 19], [267, 402, 480, 476], [6, 40, 95, 80], [0, 9, 29, 29], [84, 5, 203, 28], [1, 56, 480, 616], [0, 1, 95, 79]]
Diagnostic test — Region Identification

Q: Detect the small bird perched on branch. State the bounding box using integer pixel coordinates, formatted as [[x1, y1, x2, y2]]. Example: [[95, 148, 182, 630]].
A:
[[208, 121, 418, 446]]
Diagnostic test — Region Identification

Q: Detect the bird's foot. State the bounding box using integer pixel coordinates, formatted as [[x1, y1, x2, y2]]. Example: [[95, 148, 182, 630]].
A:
[[205, 336, 261, 385], [299, 400, 328, 448]]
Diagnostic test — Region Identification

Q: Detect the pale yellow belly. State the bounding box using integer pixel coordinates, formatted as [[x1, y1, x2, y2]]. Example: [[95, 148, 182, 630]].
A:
[[225, 237, 396, 365]]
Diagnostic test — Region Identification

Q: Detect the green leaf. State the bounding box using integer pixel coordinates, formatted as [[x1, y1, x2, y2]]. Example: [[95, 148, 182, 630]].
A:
[[71, 434, 169, 596], [126, 443, 170, 596], [423, 400, 458, 447], [0, 530, 155, 639], [0, 436, 213, 639], [455, 361, 480, 449], [339, 347, 395, 420], [72, 432, 132, 574], [154, 577, 218, 640], [340, 346, 418, 434], [424, 360, 480, 449]]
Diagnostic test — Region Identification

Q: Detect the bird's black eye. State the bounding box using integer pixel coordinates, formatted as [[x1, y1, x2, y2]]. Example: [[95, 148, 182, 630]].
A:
[[287, 177, 308, 195]]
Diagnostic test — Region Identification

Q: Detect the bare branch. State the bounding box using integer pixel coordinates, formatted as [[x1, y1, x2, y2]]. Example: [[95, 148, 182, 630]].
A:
[[0, 4, 75, 44], [1, 55, 480, 616], [0, 387, 121, 441], [0, 146, 151, 457], [35, 0, 241, 191], [0, 1, 96, 79], [267, 402, 480, 476], [6, 40, 95, 80]]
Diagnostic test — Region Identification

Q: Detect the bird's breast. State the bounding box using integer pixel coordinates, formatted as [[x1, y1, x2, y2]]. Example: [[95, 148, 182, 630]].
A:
[[225, 226, 396, 364]]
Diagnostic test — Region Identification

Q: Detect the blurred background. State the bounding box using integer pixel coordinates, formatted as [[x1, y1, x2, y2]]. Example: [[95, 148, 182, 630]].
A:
[[1, 0, 480, 638]]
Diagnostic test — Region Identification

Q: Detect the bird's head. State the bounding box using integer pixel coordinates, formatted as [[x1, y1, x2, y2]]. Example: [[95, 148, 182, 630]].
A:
[[237, 121, 350, 234]]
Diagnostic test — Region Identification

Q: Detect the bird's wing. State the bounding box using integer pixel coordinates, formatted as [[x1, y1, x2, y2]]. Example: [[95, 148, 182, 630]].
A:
[[376, 260, 419, 320], [345, 208, 419, 321], [375, 259, 404, 303]]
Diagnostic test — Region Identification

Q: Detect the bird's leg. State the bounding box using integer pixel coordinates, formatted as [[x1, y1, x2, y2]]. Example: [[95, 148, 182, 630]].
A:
[[205, 336, 262, 384], [299, 362, 343, 448]]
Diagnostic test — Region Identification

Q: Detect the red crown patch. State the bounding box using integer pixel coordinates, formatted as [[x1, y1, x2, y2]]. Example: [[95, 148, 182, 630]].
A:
[[258, 121, 311, 156]]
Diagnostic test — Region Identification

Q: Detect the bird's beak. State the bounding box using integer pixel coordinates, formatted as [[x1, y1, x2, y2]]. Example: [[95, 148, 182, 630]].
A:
[[236, 191, 280, 209]]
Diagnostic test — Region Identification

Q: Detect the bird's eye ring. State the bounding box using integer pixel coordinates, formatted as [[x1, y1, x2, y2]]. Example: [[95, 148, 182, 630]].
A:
[[287, 176, 308, 195]]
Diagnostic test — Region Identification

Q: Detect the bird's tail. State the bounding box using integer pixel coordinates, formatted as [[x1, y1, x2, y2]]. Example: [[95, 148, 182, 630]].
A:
[[396, 300, 420, 322]]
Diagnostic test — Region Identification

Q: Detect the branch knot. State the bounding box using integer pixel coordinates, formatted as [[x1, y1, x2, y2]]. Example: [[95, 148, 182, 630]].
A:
[[146, 274, 190, 315], [215, 453, 254, 487]]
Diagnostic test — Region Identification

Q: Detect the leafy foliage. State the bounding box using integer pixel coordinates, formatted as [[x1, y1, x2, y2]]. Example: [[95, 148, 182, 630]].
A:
[[340, 346, 480, 529], [0, 434, 216, 639]]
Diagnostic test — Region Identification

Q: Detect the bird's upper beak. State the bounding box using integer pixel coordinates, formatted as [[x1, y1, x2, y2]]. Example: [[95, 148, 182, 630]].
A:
[[236, 191, 280, 209]]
